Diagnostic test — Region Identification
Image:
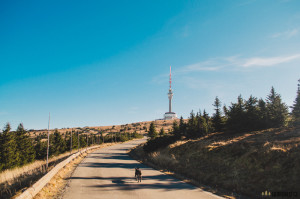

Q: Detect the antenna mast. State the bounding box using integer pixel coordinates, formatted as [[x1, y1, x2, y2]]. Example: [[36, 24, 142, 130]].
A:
[[46, 112, 50, 171], [169, 66, 172, 89]]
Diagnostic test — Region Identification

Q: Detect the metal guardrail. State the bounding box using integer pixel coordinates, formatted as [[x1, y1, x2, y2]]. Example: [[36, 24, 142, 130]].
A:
[[16, 145, 101, 199]]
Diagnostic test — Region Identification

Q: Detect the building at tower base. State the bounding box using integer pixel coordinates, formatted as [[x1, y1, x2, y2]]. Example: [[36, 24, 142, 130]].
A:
[[164, 112, 177, 120]]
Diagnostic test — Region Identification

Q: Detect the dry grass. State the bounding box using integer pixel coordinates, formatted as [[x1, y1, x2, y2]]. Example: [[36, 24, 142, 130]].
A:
[[32, 143, 116, 199], [0, 150, 80, 199], [131, 126, 300, 198], [10, 143, 116, 199], [29, 119, 178, 138]]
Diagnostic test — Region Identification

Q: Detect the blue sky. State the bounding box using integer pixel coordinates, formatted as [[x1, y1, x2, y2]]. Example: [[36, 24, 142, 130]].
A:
[[1, 0, 300, 130]]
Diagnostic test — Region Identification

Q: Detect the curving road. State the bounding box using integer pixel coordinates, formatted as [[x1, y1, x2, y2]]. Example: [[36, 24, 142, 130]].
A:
[[63, 138, 223, 199]]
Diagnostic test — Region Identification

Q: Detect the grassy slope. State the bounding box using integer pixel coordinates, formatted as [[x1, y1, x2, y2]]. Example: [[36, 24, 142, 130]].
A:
[[131, 127, 300, 198]]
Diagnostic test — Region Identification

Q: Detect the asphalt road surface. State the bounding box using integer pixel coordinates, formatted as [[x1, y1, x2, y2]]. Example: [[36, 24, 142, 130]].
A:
[[63, 138, 224, 199]]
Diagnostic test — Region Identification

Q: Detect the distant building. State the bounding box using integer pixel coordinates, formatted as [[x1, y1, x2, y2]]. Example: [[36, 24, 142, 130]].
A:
[[164, 66, 177, 120]]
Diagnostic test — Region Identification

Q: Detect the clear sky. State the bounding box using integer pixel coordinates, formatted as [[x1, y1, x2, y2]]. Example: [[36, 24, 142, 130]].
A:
[[1, 0, 300, 130]]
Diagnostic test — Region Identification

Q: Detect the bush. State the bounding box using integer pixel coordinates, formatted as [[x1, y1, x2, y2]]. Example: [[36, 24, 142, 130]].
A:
[[143, 136, 178, 153]]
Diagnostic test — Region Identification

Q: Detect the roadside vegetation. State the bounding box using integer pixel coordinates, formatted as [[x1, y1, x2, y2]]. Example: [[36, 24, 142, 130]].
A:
[[0, 123, 143, 198], [134, 80, 300, 198]]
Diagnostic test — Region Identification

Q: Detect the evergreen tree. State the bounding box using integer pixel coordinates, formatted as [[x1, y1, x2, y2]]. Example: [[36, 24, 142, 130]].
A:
[[197, 115, 208, 136], [266, 87, 288, 127], [15, 123, 35, 165], [51, 130, 67, 156], [292, 79, 300, 125], [203, 109, 209, 122], [225, 95, 246, 133], [159, 127, 165, 136], [202, 109, 212, 133], [171, 120, 180, 137], [244, 95, 260, 131], [179, 116, 187, 137], [212, 96, 224, 132], [258, 98, 269, 129], [0, 123, 19, 170], [187, 111, 197, 138], [34, 138, 47, 160], [148, 122, 158, 139]]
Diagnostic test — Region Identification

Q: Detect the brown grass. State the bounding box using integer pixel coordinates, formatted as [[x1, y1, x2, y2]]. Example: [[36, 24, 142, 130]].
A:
[[130, 126, 300, 198], [29, 119, 177, 138], [31, 143, 116, 199], [0, 150, 80, 199]]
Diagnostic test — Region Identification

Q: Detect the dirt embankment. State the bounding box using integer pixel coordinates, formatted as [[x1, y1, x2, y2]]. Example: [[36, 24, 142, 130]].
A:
[[130, 127, 300, 198]]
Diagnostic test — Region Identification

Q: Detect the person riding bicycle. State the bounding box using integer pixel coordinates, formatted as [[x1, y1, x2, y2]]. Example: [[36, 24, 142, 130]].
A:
[[135, 167, 142, 182]]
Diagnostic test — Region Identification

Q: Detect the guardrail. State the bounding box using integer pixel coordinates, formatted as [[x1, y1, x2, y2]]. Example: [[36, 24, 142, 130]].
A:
[[16, 145, 101, 199]]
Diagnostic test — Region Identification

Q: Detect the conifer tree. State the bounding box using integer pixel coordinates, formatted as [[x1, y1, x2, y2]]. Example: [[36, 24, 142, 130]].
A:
[[15, 123, 35, 165], [203, 109, 210, 122], [244, 95, 260, 131], [159, 127, 165, 136], [178, 116, 187, 137], [225, 95, 246, 133], [266, 87, 288, 127], [292, 79, 300, 125], [171, 120, 180, 137], [212, 96, 224, 132], [51, 130, 67, 156], [258, 98, 268, 129], [0, 123, 19, 170], [187, 111, 197, 137], [148, 122, 158, 139], [34, 138, 47, 160]]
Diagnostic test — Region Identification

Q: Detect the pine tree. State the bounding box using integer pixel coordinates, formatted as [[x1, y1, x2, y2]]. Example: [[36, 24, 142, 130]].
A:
[[15, 123, 35, 165], [292, 79, 300, 125], [159, 128, 165, 136], [244, 95, 260, 131], [148, 122, 158, 139], [266, 87, 288, 127], [258, 98, 269, 129], [225, 95, 246, 133], [187, 111, 197, 138], [203, 109, 210, 122], [34, 138, 47, 160], [212, 96, 224, 132], [171, 120, 180, 137], [51, 130, 67, 156], [0, 123, 19, 170], [177, 116, 186, 137]]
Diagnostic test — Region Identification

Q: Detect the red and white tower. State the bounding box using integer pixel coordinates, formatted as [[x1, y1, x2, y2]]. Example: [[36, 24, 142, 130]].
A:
[[164, 66, 177, 120]]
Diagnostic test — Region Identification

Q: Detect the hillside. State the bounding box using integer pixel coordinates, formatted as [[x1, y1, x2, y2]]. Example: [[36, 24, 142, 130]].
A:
[[28, 119, 178, 139], [130, 126, 300, 198]]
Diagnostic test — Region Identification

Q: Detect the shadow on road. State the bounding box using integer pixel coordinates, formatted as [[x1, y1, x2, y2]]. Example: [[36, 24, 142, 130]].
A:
[[67, 175, 198, 191], [79, 162, 150, 169]]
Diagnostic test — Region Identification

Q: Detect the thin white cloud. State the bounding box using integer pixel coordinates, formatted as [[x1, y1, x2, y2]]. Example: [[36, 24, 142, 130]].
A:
[[271, 28, 299, 39], [179, 54, 300, 72], [153, 53, 300, 84], [242, 54, 300, 67], [180, 61, 221, 72]]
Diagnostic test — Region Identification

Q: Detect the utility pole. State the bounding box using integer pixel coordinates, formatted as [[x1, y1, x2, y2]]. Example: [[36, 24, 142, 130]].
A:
[[70, 128, 72, 154], [86, 132, 88, 149], [78, 131, 80, 153], [46, 112, 50, 171]]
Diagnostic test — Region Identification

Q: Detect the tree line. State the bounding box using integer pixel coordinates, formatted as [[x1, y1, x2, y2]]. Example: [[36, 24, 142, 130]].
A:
[[145, 80, 300, 152], [0, 125, 142, 172]]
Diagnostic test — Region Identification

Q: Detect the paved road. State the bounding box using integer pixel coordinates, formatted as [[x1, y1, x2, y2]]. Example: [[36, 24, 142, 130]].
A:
[[63, 138, 223, 199]]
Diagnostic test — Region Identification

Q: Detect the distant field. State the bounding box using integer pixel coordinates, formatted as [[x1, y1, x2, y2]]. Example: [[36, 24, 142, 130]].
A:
[[28, 119, 180, 138]]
